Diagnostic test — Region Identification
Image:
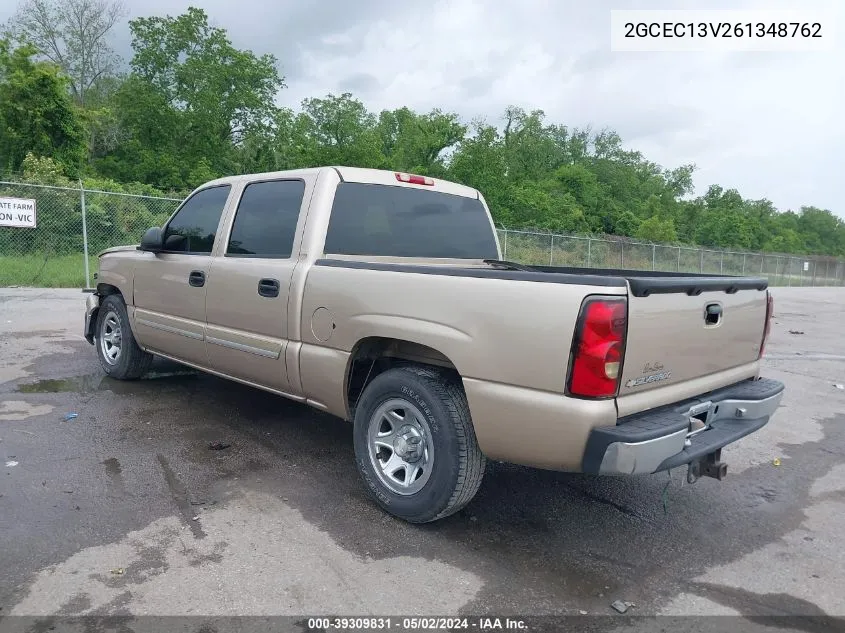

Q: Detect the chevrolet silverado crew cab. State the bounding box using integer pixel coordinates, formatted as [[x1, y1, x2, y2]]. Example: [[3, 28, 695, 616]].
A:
[[83, 166, 784, 523]]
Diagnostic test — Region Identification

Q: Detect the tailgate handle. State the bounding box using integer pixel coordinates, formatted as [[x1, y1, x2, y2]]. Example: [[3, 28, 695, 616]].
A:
[[704, 303, 722, 325]]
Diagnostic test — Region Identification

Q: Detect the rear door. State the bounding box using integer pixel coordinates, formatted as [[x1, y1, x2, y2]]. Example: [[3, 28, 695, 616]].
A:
[[204, 176, 314, 393], [132, 184, 233, 368]]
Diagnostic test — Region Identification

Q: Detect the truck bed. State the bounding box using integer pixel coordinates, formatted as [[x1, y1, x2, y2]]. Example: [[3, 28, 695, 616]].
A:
[[318, 257, 770, 297]]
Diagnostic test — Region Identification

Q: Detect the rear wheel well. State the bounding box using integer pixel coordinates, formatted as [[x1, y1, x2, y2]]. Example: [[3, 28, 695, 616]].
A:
[[346, 337, 460, 419]]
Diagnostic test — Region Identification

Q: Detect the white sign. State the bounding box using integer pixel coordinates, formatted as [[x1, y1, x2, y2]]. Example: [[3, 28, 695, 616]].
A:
[[0, 197, 37, 228], [804, 262, 810, 271]]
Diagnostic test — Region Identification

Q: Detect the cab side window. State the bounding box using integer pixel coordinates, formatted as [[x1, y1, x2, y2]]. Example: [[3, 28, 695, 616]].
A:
[[226, 180, 306, 258], [163, 185, 231, 254]]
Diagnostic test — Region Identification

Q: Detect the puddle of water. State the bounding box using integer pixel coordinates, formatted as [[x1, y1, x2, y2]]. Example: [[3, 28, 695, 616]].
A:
[[16, 370, 199, 394], [17, 375, 106, 393]]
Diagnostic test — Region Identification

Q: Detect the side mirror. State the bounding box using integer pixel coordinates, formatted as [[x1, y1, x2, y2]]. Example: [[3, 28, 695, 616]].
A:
[[139, 226, 163, 252]]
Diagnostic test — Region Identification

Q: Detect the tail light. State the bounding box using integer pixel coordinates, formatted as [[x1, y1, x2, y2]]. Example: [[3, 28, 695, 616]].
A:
[[759, 291, 774, 358], [567, 296, 628, 398], [396, 172, 434, 186]]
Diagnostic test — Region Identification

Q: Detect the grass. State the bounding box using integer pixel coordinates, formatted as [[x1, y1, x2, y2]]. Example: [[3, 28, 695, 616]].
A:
[[0, 254, 99, 288]]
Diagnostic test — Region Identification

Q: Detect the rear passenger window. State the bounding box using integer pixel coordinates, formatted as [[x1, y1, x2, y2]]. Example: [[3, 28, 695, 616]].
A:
[[323, 183, 499, 259], [227, 180, 306, 258]]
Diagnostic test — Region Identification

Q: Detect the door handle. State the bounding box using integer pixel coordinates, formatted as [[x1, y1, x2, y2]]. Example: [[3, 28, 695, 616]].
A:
[[258, 278, 280, 298], [188, 270, 206, 287]]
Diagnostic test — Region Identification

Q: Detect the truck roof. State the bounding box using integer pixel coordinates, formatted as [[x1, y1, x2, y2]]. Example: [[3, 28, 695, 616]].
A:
[[199, 166, 481, 200]]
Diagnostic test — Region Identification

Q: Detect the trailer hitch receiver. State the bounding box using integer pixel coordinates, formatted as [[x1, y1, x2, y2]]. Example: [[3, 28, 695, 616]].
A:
[[687, 449, 728, 484]]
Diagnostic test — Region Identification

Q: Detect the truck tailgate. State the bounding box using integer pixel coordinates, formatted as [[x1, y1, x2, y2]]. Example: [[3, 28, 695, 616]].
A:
[[618, 287, 769, 402]]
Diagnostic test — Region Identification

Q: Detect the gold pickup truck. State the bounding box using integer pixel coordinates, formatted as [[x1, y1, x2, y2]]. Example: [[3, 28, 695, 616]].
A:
[[83, 166, 784, 523]]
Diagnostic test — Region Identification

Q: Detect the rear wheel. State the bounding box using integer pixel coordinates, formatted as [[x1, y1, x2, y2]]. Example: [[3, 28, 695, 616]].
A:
[[95, 294, 153, 380], [352, 365, 486, 523]]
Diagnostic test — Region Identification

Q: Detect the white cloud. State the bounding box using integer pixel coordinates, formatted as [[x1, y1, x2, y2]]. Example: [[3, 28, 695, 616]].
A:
[[284, 0, 844, 216]]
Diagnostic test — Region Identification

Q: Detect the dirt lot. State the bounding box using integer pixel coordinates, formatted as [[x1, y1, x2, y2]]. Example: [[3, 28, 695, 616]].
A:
[[1, 287, 844, 630]]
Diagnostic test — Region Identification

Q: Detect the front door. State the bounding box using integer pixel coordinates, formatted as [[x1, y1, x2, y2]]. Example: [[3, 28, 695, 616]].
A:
[[204, 177, 311, 392], [132, 184, 233, 368]]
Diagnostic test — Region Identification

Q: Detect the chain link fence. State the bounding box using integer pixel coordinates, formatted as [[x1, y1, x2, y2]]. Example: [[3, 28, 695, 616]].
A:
[[497, 228, 845, 287], [0, 181, 181, 287], [1, 181, 843, 287]]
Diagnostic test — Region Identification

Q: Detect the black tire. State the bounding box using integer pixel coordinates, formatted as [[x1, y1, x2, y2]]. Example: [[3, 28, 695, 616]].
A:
[[94, 294, 153, 380], [353, 365, 486, 523]]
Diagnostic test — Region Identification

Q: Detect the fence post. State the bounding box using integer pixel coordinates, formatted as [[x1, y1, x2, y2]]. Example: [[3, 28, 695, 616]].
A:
[[826, 260, 830, 285], [742, 253, 746, 275], [80, 180, 91, 289], [677, 247, 681, 272], [720, 252, 724, 274], [700, 249, 703, 273], [652, 244, 656, 271], [812, 260, 817, 287], [502, 229, 508, 259], [587, 238, 591, 267], [620, 242, 624, 268], [787, 258, 792, 286], [549, 235, 554, 266]]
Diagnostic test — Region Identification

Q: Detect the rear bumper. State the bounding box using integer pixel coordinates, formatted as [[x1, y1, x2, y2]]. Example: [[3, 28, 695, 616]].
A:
[[84, 293, 100, 344], [583, 377, 785, 475]]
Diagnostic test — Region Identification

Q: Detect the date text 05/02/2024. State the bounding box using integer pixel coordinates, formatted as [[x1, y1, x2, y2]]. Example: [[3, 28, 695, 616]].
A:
[[306, 617, 528, 630]]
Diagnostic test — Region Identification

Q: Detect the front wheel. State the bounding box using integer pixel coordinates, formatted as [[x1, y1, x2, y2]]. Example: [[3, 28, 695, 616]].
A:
[[352, 365, 486, 523], [95, 294, 153, 380]]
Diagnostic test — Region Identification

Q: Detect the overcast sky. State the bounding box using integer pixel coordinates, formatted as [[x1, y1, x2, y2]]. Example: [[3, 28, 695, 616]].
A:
[[2, 0, 843, 216]]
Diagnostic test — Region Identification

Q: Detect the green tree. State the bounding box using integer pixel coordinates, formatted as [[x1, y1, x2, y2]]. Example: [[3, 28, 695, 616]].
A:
[[376, 106, 465, 175], [501, 107, 562, 182], [5, 0, 127, 107], [636, 215, 678, 243], [614, 210, 641, 237], [796, 206, 843, 255], [296, 93, 384, 167], [0, 38, 85, 175], [448, 121, 511, 223], [764, 229, 804, 254], [97, 6, 283, 188]]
